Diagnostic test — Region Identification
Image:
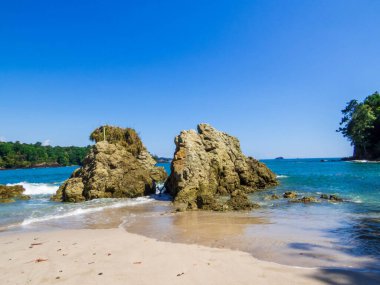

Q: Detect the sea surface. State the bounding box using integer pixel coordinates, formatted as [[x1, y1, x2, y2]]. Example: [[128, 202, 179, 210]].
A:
[[1, 159, 380, 270]]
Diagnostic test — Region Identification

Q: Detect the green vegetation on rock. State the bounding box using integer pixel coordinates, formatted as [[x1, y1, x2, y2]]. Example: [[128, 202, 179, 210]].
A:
[[338, 91, 380, 160], [0, 141, 90, 169], [90, 125, 143, 156]]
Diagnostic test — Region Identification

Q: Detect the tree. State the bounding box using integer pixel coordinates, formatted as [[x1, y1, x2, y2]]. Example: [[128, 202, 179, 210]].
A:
[[338, 92, 380, 159], [0, 141, 90, 169]]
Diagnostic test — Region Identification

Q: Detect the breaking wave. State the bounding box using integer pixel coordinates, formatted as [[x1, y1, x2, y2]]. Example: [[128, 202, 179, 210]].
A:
[[6, 182, 59, 195], [21, 197, 154, 226], [276, 175, 289, 178]]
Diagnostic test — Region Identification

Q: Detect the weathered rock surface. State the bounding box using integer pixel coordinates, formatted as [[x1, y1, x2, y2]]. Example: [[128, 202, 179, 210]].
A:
[[0, 185, 30, 203], [165, 124, 278, 211], [51, 126, 167, 202]]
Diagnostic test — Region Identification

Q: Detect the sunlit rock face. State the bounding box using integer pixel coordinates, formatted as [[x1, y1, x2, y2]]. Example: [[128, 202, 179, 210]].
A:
[[165, 123, 278, 211]]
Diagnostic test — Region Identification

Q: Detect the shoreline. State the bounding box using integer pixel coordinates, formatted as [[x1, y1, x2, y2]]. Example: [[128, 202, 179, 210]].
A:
[[2, 196, 379, 273], [1, 227, 379, 285]]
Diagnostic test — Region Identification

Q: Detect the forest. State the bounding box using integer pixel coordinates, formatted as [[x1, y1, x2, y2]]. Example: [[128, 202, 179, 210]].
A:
[[0, 141, 90, 169]]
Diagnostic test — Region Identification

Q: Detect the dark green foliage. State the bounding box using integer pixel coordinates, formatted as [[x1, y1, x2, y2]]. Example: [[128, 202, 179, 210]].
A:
[[90, 125, 143, 156], [0, 141, 90, 169], [338, 91, 380, 159]]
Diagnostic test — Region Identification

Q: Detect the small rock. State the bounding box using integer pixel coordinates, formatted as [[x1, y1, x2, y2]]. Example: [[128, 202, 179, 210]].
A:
[[283, 191, 297, 199], [265, 194, 280, 200], [290, 196, 318, 203], [329, 195, 343, 202]]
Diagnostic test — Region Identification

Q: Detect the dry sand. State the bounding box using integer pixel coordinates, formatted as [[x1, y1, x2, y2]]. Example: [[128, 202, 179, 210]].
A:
[[1, 228, 379, 285]]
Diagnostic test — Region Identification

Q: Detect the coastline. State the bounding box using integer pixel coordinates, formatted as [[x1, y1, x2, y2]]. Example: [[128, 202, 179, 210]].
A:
[[2, 227, 379, 285], [2, 160, 380, 284], [0, 164, 79, 171]]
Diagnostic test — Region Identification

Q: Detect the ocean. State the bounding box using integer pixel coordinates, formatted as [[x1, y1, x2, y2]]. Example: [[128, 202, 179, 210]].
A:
[[1, 159, 379, 269]]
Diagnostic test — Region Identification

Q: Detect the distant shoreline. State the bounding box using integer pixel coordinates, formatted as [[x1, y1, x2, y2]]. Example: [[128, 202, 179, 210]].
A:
[[0, 164, 79, 171]]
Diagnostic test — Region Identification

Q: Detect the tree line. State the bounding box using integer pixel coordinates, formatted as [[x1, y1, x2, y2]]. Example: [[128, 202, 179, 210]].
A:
[[338, 91, 380, 160], [0, 141, 91, 169]]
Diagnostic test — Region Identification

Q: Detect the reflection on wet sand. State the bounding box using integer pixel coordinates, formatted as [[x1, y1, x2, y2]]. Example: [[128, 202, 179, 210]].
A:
[[121, 201, 378, 270], [126, 209, 269, 248], [18, 199, 379, 271]]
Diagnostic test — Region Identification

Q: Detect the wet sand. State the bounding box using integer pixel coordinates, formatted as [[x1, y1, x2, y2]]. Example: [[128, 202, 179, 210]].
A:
[[1, 227, 380, 285], [122, 203, 377, 270], [13, 198, 379, 272]]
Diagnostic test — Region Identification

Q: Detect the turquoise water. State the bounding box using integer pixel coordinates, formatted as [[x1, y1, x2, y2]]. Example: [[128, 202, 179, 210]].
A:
[[259, 158, 380, 261], [0, 159, 379, 263]]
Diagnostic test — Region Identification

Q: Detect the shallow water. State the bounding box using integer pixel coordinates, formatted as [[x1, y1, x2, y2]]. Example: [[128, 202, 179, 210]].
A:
[[1, 159, 380, 270]]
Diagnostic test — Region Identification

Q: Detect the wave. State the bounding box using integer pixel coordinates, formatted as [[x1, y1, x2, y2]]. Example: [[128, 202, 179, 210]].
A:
[[349, 160, 380, 164], [276, 175, 289, 178], [6, 182, 59, 195], [21, 197, 154, 226]]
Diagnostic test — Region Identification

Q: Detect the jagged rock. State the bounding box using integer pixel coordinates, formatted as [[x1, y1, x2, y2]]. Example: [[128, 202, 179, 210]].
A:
[[165, 123, 277, 211], [283, 191, 298, 199], [0, 185, 30, 203], [51, 126, 167, 202]]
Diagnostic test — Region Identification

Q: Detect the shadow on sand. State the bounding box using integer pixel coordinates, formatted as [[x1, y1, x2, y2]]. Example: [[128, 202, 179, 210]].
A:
[[290, 214, 380, 285]]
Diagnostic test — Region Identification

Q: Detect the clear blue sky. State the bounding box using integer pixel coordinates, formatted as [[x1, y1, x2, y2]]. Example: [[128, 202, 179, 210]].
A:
[[1, 0, 379, 158]]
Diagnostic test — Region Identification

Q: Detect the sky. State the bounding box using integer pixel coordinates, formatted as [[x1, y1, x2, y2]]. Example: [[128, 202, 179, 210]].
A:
[[1, 0, 379, 159]]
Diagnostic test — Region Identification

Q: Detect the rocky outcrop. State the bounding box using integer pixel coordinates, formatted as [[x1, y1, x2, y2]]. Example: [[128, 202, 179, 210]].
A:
[[51, 126, 167, 202], [0, 185, 30, 203], [165, 124, 278, 211]]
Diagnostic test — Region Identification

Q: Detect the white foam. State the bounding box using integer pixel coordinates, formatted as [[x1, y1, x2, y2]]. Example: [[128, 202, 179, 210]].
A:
[[350, 160, 380, 164], [6, 182, 59, 195], [277, 175, 289, 178], [21, 197, 154, 226]]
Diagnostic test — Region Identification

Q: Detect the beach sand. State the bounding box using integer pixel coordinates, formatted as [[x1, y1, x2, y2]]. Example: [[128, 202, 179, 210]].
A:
[[1, 228, 379, 285]]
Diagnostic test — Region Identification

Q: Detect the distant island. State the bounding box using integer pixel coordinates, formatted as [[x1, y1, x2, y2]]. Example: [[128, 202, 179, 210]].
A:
[[152, 155, 172, 163], [338, 91, 380, 161], [0, 141, 90, 169]]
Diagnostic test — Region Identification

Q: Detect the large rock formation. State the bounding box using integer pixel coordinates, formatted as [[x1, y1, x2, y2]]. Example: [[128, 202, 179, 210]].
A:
[[51, 126, 167, 202], [165, 124, 278, 211], [0, 185, 30, 203]]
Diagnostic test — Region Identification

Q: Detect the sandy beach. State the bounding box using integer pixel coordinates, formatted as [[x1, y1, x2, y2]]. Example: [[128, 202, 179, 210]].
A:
[[1, 227, 379, 285]]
